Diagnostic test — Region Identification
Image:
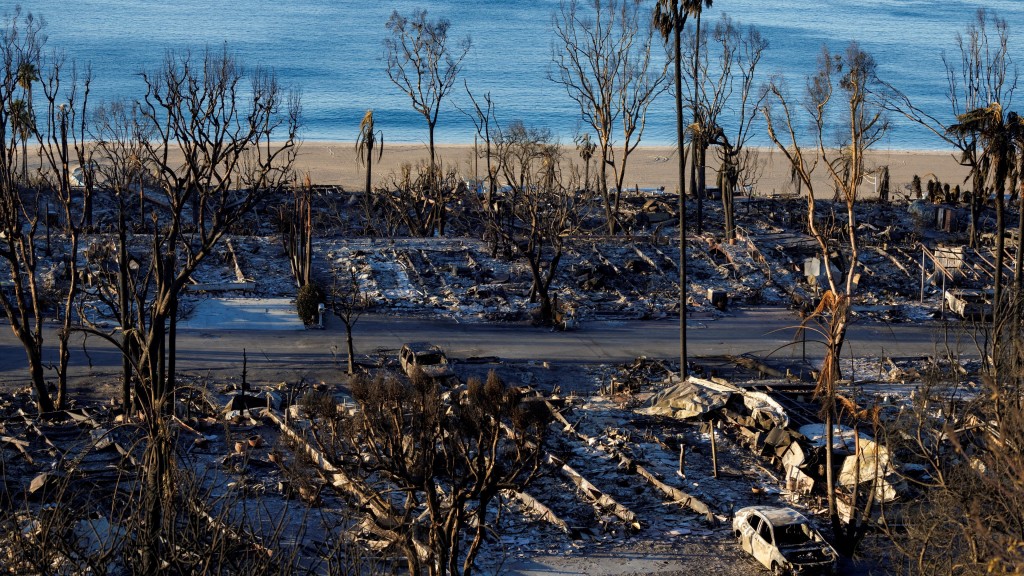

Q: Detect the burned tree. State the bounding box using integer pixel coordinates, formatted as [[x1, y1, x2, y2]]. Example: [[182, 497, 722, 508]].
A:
[[762, 43, 888, 555], [378, 161, 462, 237], [385, 8, 470, 236], [678, 0, 713, 233], [685, 14, 767, 243], [552, 0, 667, 234], [948, 105, 1023, 319], [575, 132, 596, 192], [881, 9, 1017, 248], [279, 175, 313, 287], [0, 9, 55, 414], [941, 11, 1016, 249], [878, 164, 890, 202], [654, 0, 709, 375], [355, 109, 383, 234], [33, 52, 93, 411], [78, 47, 300, 572], [882, 310, 1024, 575], [328, 266, 368, 375], [88, 100, 152, 413], [461, 87, 504, 256], [494, 123, 595, 326], [315, 370, 550, 576]]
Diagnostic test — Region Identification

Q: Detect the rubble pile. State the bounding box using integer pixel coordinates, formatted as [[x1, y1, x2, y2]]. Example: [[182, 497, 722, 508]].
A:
[[20, 185, 1018, 332], [319, 237, 691, 322], [1, 339, 918, 574], [0, 401, 142, 572], [605, 356, 674, 395], [643, 375, 906, 523]]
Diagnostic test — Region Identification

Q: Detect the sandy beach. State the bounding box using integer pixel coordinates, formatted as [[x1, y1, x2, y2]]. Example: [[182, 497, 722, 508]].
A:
[[27, 140, 971, 200], [294, 141, 972, 199]]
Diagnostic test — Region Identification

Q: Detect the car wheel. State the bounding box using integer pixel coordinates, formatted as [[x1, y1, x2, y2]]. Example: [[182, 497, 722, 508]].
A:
[[771, 562, 788, 576]]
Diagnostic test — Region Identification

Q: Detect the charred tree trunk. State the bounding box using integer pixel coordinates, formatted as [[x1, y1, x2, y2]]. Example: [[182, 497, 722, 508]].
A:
[[117, 199, 133, 411], [1015, 188, 1024, 294], [969, 169, 984, 248], [993, 156, 1007, 313], [25, 344, 55, 414], [600, 146, 615, 235], [141, 425, 173, 575], [345, 324, 355, 376], [363, 145, 374, 231]]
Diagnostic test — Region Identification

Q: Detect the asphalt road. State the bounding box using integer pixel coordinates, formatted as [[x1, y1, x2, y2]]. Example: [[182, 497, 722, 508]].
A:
[[0, 307, 974, 391]]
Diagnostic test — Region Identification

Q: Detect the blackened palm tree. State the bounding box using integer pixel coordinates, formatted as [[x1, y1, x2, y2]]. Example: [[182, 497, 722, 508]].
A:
[[16, 62, 39, 182], [948, 103, 1023, 310], [654, 0, 711, 377], [9, 99, 33, 182], [356, 109, 383, 233], [575, 132, 595, 192]]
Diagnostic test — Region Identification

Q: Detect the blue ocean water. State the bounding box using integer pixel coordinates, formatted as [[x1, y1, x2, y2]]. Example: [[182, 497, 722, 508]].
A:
[[12, 0, 1024, 149]]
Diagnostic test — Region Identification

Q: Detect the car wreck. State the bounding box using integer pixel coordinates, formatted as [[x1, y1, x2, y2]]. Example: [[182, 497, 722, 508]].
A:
[[732, 505, 838, 575], [399, 342, 456, 381]]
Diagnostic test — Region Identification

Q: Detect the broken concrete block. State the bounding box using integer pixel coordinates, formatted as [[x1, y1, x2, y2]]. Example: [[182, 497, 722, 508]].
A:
[[803, 257, 840, 288], [707, 289, 727, 311]]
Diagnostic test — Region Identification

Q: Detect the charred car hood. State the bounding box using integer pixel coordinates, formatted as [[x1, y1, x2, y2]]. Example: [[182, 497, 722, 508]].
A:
[[419, 365, 455, 378], [780, 544, 836, 566]]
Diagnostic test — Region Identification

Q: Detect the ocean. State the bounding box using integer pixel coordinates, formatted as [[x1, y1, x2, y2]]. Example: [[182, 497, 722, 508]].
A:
[[11, 0, 1024, 149]]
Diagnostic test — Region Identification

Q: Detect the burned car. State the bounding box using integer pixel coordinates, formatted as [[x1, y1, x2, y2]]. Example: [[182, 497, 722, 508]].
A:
[[399, 342, 456, 381], [732, 506, 837, 575]]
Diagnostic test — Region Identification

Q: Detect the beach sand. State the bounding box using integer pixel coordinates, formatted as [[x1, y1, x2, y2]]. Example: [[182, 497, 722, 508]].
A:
[[295, 141, 971, 199], [30, 141, 970, 200]]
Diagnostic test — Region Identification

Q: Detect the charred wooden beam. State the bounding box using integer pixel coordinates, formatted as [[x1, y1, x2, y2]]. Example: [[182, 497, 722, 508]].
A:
[[548, 454, 641, 532], [264, 408, 430, 561], [546, 400, 714, 519], [506, 490, 572, 535]]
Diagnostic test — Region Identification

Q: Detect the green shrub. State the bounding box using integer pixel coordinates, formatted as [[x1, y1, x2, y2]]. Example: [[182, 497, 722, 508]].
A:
[[296, 282, 325, 325]]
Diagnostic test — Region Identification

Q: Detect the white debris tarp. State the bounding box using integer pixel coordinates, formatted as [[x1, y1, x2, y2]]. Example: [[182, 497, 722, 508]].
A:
[[643, 377, 736, 419]]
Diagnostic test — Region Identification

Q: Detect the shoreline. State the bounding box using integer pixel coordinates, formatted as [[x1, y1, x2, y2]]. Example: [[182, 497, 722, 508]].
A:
[[294, 142, 970, 198], [302, 139, 962, 154]]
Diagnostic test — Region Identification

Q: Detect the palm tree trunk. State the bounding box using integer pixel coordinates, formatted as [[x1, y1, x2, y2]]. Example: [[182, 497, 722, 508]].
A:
[[674, 1, 688, 375], [970, 168, 984, 248], [428, 121, 444, 237], [697, 141, 707, 234], [364, 146, 373, 230], [21, 133, 30, 184], [994, 158, 1006, 313], [692, 11, 704, 235], [724, 162, 737, 243]]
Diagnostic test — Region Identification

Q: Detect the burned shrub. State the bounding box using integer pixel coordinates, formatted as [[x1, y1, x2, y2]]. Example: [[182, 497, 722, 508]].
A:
[[295, 281, 325, 325]]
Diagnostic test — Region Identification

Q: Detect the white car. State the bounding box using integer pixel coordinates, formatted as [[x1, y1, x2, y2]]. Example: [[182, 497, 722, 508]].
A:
[[732, 506, 838, 575]]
